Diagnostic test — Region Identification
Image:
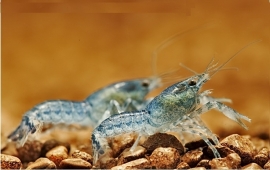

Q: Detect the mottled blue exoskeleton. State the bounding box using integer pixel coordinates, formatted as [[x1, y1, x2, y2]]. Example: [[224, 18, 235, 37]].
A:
[[8, 77, 161, 146], [91, 48, 254, 164]]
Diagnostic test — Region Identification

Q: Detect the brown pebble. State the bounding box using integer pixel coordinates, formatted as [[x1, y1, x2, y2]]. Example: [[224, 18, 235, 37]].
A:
[[17, 140, 43, 162], [196, 159, 210, 169], [40, 139, 70, 157], [142, 133, 184, 154], [59, 158, 92, 169], [189, 167, 206, 170], [117, 146, 147, 165], [206, 144, 235, 158], [1, 154, 22, 169], [253, 147, 269, 167], [150, 147, 180, 169], [209, 158, 230, 169], [110, 133, 136, 157], [220, 134, 256, 165], [177, 161, 190, 169], [112, 158, 151, 170], [26, 157, 56, 169], [209, 153, 241, 169], [264, 160, 270, 169], [181, 148, 204, 167], [226, 153, 241, 169], [185, 136, 218, 151], [71, 150, 93, 164], [241, 162, 263, 169], [46, 145, 68, 167]]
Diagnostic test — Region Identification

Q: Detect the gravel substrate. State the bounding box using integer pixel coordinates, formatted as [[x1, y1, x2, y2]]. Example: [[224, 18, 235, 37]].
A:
[[1, 133, 269, 169]]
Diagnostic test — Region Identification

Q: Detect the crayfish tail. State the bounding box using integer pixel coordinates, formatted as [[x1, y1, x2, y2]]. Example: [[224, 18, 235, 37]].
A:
[[7, 116, 40, 147]]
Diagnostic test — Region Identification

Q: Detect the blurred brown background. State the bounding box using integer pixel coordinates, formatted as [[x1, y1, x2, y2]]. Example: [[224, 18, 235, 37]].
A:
[[2, 1, 270, 140]]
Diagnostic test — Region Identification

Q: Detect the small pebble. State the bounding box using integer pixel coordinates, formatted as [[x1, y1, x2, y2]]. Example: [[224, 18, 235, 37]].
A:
[[1, 154, 22, 169], [220, 134, 256, 165], [264, 160, 270, 169], [142, 133, 184, 154], [117, 146, 147, 165], [253, 147, 269, 167], [226, 153, 241, 169], [176, 161, 190, 169], [26, 158, 56, 169], [17, 140, 43, 162], [40, 139, 70, 157], [150, 147, 180, 169], [181, 148, 204, 167], [46, 145, 68, 167], [196, 159, 210, 169], [241, 162, 263, 169], [59, 158, 92, 169], [189, 167, 206, 170], [110, 133, 136, 157], [209, 158, 230, 169], [112, 158, 151, 170], [71, 150, 93, 164], [209, 153, 241, 169]]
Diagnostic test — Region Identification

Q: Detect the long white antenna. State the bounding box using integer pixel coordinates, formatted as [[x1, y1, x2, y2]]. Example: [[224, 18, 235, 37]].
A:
[[152, 22, 218, 76]]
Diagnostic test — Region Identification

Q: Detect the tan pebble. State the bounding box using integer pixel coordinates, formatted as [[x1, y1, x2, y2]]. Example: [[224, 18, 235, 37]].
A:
[[71, 150, 93, 164], [142, 133, 184, 154], [209, 153, 241, 169], [181, 148, 203, 167], [1, 154, 22, 169], [150, 147, 180, 169], [117, 146, 147, 165], [189, 167, 206, 170], [209, 158, 229, 169], [226, 153, 241, 169], [241, 162, 263, 169], [176, 161, 190, 169], [111, 158, 151, 170], [110, 133, 136, 157], [253, 147, 269, 167], [59, 158, 92, 169], [17, 140, 43, 162], [264, 160, 270, 169], [26, 158, 56, 169], [40, 139, 70, 157], [220, 134, 256, 165], [46, 145, 68, 167], [196, 159, 210, 169]]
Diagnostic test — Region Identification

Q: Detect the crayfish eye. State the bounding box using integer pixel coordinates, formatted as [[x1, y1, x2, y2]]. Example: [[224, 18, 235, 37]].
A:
[[188, 80, 197, 86], [141, 80, 149, 88]]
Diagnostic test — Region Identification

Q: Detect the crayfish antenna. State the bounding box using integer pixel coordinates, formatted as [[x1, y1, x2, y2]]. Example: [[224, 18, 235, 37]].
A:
[[209, 39, 262, 78]]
